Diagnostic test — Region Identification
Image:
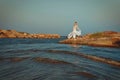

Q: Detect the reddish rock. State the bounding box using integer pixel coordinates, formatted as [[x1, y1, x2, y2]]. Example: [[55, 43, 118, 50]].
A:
[[0, 29, 60, 39], [60, 31, 120, 48]]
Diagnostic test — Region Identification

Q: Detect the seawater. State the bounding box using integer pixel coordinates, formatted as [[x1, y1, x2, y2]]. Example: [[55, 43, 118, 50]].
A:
[[0, 38, 120, 80]]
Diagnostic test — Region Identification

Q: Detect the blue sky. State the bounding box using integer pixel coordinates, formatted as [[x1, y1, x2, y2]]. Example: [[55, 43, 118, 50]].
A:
[[0, 0, 120, 35]]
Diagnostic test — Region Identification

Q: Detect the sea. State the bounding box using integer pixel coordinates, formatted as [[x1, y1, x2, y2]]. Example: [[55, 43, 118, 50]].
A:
[[0, 37, 120, 80]]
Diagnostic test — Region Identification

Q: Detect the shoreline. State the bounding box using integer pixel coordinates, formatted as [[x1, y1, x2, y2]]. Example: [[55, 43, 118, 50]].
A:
[[0, 29, 60, 39], [59, 31, 120, 48]]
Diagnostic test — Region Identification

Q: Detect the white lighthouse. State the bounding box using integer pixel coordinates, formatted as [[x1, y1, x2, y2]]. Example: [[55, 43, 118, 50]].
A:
[[68, 21, 81, 39]]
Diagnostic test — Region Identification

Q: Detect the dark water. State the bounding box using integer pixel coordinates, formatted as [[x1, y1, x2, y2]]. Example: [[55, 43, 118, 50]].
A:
[[0, 38, 120, 80]]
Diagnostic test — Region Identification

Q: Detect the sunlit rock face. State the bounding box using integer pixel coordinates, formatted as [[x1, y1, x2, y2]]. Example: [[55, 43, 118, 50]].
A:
[[68, 22, 81, 39], [60, 31, 120, 48], [0, 29, 60, 38]]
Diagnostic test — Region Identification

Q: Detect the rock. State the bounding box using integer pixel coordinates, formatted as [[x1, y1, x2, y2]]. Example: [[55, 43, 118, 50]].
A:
[[60, 31, 120, 48], [0, 29, 60, 39]]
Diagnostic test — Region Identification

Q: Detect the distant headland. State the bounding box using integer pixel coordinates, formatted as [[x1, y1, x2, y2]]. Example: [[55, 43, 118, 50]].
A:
[[0, 29, 60, 39]]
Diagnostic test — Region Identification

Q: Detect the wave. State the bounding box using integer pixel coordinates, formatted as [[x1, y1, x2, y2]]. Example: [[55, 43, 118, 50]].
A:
[[46, 49, 120, 67], [1, 49, 120, 80], [3, 49, 120, 67]]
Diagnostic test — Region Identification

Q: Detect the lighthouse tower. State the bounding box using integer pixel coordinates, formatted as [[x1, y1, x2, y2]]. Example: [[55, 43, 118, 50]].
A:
[[68, 22, 81, 39]]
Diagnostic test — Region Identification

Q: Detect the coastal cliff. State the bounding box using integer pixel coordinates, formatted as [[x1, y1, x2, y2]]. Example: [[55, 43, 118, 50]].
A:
[[60, 31, 120, 48], [0, 29, 60, 38]]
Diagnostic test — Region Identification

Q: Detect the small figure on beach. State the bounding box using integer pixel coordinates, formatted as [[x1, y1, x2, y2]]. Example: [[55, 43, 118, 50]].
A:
[[68, 21, 81, 39]]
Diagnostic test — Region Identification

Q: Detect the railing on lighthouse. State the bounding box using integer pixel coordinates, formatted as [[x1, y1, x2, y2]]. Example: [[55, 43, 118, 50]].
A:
[[68, 22, 81, 39]]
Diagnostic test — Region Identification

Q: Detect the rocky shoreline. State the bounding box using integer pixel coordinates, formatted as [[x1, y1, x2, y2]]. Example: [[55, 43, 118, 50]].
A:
[[0, 29, 60, 39], [60, 31, 120, 48]]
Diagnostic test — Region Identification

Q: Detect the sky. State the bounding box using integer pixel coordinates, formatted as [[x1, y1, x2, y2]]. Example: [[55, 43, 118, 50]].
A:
[[0, 0, 120, 35]]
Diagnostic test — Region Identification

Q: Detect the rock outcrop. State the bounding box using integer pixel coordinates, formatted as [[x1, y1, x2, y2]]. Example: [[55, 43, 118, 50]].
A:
[[60, 31, 120, 48], [0, 29, 60, 38]]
